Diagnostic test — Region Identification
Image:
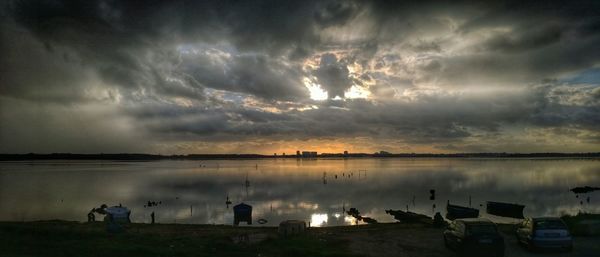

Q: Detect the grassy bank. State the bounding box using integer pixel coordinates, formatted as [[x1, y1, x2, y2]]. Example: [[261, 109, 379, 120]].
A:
[[0, 221, 360, 257], [2, 218, 599, 257]]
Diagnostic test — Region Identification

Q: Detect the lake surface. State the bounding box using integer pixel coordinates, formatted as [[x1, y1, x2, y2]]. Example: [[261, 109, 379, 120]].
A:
[[1, 158, 599, 226]]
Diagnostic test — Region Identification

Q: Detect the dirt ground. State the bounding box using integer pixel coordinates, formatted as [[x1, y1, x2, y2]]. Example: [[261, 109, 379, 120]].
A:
[[315, 223, 600, 257], [2, 221, 598, 257]]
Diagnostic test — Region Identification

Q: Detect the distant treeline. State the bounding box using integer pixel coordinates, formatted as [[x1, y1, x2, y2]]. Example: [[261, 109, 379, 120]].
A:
[[1, 152, 600, 161]]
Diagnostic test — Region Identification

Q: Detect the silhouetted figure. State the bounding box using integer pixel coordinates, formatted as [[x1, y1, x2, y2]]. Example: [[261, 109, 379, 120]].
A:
[[346, 207, 377, 224], [151, 212, 155, 224], [433, 212, 445, 227], [226, 195, 232, 208], [87, 211, 95, 222], [347, 208, 360, 217]]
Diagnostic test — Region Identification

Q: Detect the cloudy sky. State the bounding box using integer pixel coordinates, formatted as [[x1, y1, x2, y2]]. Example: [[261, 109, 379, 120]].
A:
[[1, 0, 599, 154]]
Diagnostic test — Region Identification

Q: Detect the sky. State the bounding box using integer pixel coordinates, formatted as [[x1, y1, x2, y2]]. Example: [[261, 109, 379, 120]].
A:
[[1, 0, 599, 154]]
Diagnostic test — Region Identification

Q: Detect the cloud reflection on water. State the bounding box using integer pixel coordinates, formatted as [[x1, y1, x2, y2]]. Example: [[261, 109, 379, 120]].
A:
[[0, 159, 599, 225]]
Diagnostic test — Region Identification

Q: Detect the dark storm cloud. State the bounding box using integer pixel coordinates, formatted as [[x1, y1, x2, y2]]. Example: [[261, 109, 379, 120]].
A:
[[482, 24, 564, 53], [314, 53, 352, 99], [179, 50, 308, 100], [1, 0, 600, 153]]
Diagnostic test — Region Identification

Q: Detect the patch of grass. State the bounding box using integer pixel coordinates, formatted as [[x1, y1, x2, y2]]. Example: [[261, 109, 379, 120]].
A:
[[257, 234, 361, 257], [0, 221, 361, 257], [561, 213, 600, 236]]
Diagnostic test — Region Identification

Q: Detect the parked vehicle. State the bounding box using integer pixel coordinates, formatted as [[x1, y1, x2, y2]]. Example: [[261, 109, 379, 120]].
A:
[[516, 217, 573, 251], [443, 218, 504, 257]]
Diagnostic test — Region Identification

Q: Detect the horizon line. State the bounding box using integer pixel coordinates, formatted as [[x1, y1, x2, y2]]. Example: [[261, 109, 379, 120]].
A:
[[1, 152, 600, 161]]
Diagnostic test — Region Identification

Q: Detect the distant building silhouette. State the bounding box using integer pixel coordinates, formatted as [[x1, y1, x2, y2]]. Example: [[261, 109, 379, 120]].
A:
[[301, 151, 317, 158]]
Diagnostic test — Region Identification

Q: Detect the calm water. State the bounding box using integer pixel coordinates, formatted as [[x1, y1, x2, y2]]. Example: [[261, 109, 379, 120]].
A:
[[1, 158, 599, 226]]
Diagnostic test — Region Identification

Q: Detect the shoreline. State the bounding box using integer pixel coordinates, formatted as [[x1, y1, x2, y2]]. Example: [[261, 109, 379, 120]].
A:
[[2, 152, 600, 161], [2, 220, 598, 257]]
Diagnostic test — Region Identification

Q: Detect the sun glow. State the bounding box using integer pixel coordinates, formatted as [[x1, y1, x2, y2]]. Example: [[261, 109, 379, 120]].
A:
[[310, 213, 328, 227], [303, 77, 328, 100], [345, 85, 370, 99]]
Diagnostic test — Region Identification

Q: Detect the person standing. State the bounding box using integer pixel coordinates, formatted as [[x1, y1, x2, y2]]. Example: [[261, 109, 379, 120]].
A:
[[87, 209, 95, 222]]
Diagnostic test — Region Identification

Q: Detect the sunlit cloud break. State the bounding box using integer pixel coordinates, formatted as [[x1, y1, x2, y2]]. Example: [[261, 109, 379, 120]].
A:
[[1, 0, 599, 154]]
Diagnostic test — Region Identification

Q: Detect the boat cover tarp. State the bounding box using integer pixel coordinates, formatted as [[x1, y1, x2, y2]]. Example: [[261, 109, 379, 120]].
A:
[[486, 201, 524, 219], [446, 203, 479, 220]]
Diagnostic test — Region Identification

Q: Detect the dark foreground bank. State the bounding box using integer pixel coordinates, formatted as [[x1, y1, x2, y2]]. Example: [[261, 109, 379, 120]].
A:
[[1, 221, 598, 257]]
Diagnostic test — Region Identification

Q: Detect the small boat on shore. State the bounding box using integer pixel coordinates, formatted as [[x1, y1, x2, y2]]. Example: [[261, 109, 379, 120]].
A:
[[385, 209, 431, 223], [446, 201, 479, 220], [486, 201, 525, 219], [570, 186, 600, 194]]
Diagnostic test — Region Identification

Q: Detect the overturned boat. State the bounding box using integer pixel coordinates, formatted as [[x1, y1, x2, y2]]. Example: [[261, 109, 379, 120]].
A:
[[486, 201, 525, 219], [446, 201, 479, 220], [385, 209, 431, 223]]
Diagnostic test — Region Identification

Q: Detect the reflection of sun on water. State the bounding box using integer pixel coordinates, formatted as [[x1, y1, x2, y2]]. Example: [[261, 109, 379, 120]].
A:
[[311, 213, 328, 227], [345, 216, 357, 225]]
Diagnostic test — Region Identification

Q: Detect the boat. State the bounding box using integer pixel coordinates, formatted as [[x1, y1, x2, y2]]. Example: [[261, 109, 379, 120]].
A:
[[385, 209, 431, 223], [486, 201, 525, 219], [446, 201, 479, 220], [570, 186, 600, 194], [359, 216, 378, 224]]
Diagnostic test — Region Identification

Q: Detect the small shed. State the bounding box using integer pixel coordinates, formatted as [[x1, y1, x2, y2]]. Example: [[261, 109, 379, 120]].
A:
[[104, 206, 131, 223], [103, 206, 131, 233], [278, 220, 306, 236], [233, 203, 252, 225]]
